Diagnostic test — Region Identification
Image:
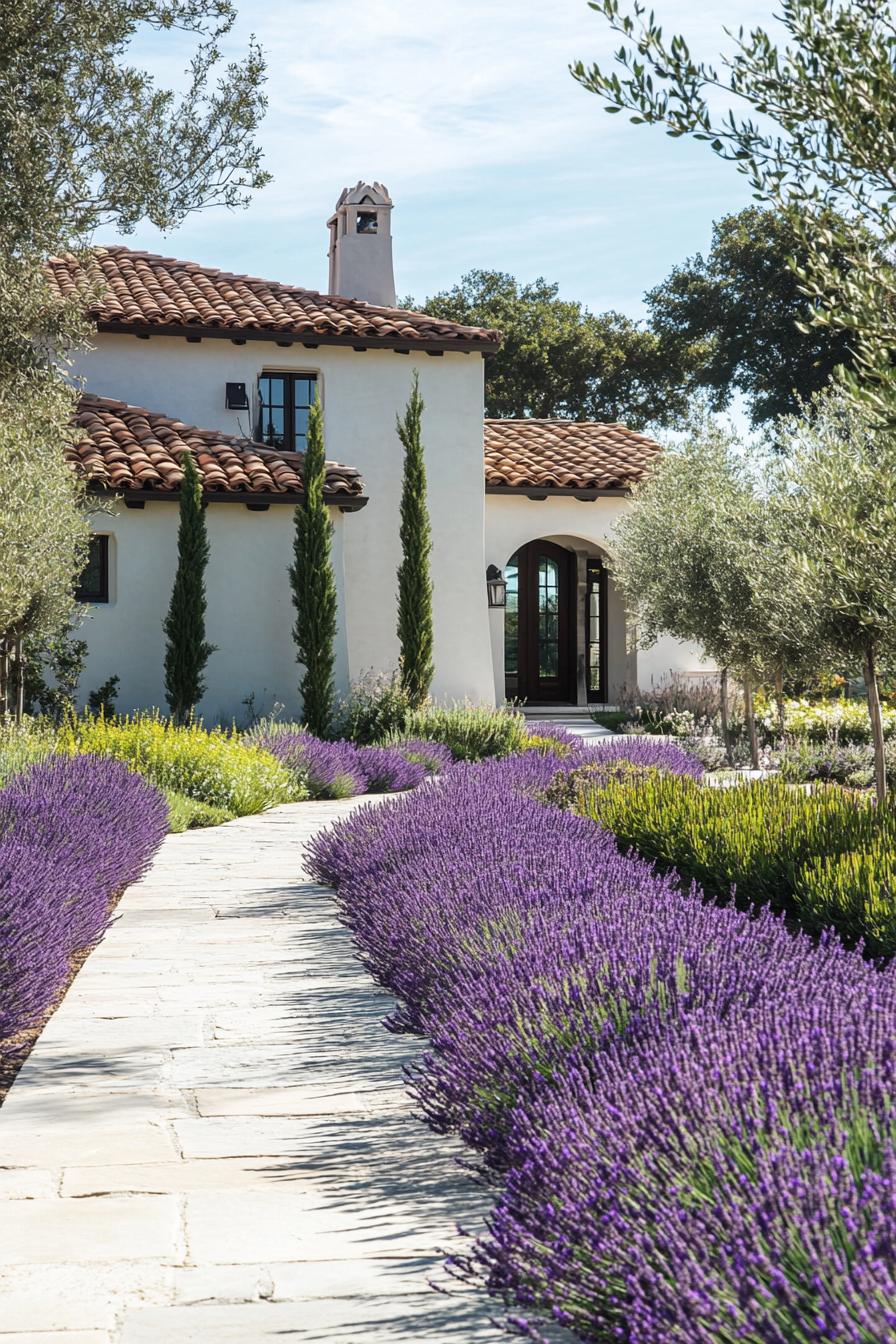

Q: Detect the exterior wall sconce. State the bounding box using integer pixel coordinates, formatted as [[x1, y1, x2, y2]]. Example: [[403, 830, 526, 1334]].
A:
[[225, 382, 250, 410], [486, 564, 507, 608]]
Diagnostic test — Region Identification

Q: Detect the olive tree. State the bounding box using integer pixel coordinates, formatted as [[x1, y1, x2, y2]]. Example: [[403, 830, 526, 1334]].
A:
[[776, 389, 896, 801], [612, 415, 821, 766], [0, 0, 268, 715], [573, 1, 896, 418]]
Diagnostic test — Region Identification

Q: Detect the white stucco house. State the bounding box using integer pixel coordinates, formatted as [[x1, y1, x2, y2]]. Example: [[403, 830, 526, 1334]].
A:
[[50, 182, 708, 722]]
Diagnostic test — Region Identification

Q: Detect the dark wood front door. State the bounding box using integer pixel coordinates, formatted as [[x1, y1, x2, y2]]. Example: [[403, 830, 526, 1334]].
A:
[[504, 540, 574, 703]]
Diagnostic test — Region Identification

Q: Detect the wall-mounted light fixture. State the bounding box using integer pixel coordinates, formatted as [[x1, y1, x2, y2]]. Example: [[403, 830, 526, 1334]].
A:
[[225, 382, 250, 410], [486, 564, 507, 608]]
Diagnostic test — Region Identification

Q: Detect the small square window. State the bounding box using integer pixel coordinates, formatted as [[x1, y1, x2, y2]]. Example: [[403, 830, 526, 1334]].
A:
[[76, 535, 109, 604]]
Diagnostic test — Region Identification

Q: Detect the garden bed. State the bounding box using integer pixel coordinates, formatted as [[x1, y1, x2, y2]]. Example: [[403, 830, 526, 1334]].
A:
[[311, 736, 896, 1342]]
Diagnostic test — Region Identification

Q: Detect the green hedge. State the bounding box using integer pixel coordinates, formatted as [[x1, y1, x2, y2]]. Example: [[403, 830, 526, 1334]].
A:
[[578, 772, 896, 957], [402, 703, 529, 761]]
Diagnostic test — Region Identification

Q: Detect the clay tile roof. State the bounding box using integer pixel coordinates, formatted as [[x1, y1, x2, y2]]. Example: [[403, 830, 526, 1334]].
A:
[[483, 419, 661, 491], [46, 246, 501, 351], [69, 394, 365, 501]]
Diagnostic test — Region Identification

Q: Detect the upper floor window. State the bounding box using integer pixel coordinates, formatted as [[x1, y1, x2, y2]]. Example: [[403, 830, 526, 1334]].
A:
[[76, 535, 109, 604], [257, 373, 317, 452]]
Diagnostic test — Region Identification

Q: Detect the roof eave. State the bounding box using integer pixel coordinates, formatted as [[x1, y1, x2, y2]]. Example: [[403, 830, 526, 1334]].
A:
[[87, 484, 368, 512], [95, 319, 501, 356], [484, 484, 633, 499]]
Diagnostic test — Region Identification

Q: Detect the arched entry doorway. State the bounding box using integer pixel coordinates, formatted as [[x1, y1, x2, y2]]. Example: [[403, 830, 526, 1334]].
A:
[[504, 539, 608, 705], [505, 537, 609, 709]]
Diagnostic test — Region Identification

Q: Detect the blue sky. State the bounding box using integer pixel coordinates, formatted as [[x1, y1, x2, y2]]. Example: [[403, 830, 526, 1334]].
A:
[[110, 0, 778, 319]]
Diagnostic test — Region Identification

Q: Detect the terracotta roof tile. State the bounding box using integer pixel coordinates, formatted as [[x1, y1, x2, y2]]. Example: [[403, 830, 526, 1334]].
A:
[[69, 395, 365, 500], [483, 419, 660, 491], [47, 246, 501, 351]]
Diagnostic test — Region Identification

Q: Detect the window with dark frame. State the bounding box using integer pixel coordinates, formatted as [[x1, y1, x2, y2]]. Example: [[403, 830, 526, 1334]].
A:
[[75, 535, 109, 604], [257, 373, 318, 451]]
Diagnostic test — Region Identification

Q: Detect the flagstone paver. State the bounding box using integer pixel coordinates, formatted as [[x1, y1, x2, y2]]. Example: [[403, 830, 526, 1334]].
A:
[[0, 799, 511, 1341]]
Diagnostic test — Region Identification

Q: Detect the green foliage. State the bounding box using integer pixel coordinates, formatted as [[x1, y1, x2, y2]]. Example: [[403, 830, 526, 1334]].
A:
[[335, 672, 414, 745], [766, 696, 896, 746], [57, 712, 301, 815], [2, 1, 269, 252], [589, 710, 631, 732], [796, 846, 896, 955], [416, 269, 688, 425], [0, 718, 56, 786], [336, 676, 529, 761], [23, 616, 88, 722], [0, 375, 90, 716], [776, 388, 896, 798], [613, 415, 821, 684], [291, 399, 337, 737], [578, 771, 896, 956], [0, 0, 268, 712], [777, 741, 879, 790], [396, 373, 434, 708], [646, 207, 857, 427], [573, 1, 896, 416], [164, 789, 234, 832], [163, 450, 215, 723], [404, 702, 529, 762], [778, 392, 896, 665]]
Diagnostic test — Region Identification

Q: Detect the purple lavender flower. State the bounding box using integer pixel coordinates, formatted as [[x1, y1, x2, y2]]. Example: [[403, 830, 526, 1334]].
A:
[[354, 745, 427, 793], [310, 742, 896, 1342], [0, 755, 167, 1051], [255, 730, 366, 799], [389, 738, 455, 776]]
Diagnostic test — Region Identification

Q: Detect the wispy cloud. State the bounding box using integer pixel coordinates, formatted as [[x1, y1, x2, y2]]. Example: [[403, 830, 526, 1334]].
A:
[[108, 0, 779, 313]]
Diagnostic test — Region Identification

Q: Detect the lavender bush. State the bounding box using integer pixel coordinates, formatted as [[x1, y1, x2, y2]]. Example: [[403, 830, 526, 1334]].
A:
[[256, 729, 450, 799], [0, 755, 167, 1050], [355, 745, 427, 793], [309, 742, 896, 1342]]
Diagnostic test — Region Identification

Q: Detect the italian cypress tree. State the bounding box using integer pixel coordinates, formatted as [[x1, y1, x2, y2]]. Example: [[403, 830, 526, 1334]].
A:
[[291, 398, 337, 736], [396, 372, 434, 707], [163, 450, 215, 723]]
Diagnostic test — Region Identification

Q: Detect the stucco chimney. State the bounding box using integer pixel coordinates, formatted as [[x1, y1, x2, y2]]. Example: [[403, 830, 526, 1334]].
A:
[[327, 182, 396, 307]]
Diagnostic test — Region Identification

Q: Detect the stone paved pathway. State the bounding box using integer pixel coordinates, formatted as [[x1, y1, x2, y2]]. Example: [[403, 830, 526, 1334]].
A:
[[0, 800, 507, 1342]]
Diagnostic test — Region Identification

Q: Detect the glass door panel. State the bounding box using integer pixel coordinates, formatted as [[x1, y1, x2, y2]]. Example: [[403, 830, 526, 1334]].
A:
[[537, 558, 560, 678], [585, 559, 607, 703], [504, 541, 572, 704], [504, 556, 520, 697]]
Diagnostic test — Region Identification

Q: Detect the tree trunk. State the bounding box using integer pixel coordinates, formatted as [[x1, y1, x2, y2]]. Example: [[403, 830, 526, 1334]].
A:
[[0, 637, 7, 722], [864, 644, 888, 804], [774, 665, 786, 739], [744, 675, 760, 770], [13, 635, 24, 724], [719, 667, 734, 766]]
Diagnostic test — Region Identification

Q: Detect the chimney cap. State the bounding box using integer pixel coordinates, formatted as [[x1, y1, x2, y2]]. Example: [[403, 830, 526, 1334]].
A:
[[332, 181, 392, 211]]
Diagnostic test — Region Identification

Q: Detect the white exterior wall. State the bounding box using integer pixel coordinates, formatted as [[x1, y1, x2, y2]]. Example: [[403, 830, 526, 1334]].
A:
[[80, 502, 348, 724], [484, 493, 714, 705], [70, 334, 495, 716]]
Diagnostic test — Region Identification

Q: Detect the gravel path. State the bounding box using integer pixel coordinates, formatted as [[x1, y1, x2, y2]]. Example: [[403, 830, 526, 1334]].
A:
[[0, 799, 503, 1342]]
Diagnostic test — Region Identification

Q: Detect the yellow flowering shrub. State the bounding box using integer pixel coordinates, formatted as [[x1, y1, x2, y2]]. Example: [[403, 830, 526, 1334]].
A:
[[57, 713, 303, 815]]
